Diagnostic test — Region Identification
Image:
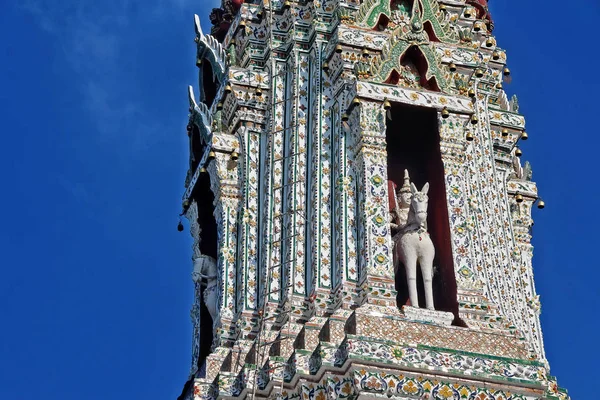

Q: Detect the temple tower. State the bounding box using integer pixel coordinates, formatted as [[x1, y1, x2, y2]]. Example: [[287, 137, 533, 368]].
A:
[[178, 1, 570, 399]]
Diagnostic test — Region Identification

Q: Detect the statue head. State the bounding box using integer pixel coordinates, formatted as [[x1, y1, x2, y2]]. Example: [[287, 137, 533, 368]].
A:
[[409, 182, 430, 226], [398, 169, 412, 207], [203, 257, 218, 279], [192, 255, 218, 283], [192, 258, 203, 283]]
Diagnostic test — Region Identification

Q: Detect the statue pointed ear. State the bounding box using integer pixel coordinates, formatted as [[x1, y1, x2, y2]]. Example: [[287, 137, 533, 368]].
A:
[[410, 182, 418, 194], [422, 182, 430, 194]]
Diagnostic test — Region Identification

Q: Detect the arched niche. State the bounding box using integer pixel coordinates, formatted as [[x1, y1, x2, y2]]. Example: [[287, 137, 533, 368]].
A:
[[383, 45, 441, 92], [375, 14, 390, 31], [386, 102, 459, 322], [190, 124, 206, 172], [200, 61, 219, 109], [191, 172, 219, 371]]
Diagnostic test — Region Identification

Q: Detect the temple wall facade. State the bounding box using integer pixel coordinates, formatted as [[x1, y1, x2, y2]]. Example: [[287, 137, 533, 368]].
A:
[[177, 1, 569, 399]]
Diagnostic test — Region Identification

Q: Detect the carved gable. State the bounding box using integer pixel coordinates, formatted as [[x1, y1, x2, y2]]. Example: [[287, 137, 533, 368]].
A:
[[356, 0, 458, 44], [369, 1, 450, 91]]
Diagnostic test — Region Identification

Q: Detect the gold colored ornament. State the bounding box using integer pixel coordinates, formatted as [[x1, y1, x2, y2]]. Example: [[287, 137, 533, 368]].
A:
[[466, 132, 474, 141], [521, 130, 528, 141], [217, 102, 223, 111], [323, 62, 329, 72], [470, 114, 478, 124], [441, 107, 450, 118], [283, 0, 291, 10], [496, 82, 503, 89], [200, 167, 207, 173], [464, 8, 472, 18], [475, 68, 484, 78], [352, 98, 361, 108], [449, 62, 457, 72], [439, 4, 446, 11], [537, 199, 546, 209], [256, 87, 263, 97], [196, 57, 202, 67], [182, 199, 191, 209], [335, 44, 343, 54], [515, 148, 522, 157], [362, 47, 370, 58], [501, 128, 509, 137], [208, 151, 216, 160], [486, 38, 494, 47], [503, 67, 511, 76], [256, 10, 263, 20], [224, 84, 232, 94], [231, 151, 239, 161], [468, 88, 476, 97], [474, 22, 481, 32], [383, 99, 392, 110], [492, 50, 500, 60], [341, 113, 349, 122], [515, 193, 524, 203]]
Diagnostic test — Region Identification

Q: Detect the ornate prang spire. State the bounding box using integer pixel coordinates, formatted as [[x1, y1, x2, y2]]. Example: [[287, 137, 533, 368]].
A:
[[176, 1, 571, 399]]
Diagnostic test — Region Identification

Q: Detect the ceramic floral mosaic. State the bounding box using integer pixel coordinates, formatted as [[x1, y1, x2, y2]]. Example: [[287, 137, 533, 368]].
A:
[[177, 1, 570, 399]]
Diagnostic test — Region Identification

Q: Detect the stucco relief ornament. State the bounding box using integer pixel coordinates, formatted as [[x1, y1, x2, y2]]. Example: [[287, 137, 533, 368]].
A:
[[192, 255, 219, 329], [389, 0, 413, 29], [394, 181, 436, 310]]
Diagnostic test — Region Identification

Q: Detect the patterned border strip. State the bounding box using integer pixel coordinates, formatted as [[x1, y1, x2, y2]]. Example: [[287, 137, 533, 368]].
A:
[[356, 81, 474, 113], [346, 337, 547, 385]]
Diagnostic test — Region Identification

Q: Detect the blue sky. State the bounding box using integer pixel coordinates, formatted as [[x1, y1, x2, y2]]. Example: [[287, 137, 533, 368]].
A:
[[0, 1, 598, 399]]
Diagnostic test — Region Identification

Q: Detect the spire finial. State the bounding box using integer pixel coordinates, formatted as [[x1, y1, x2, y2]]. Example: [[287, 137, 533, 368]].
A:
[[399, 169, 411, 194]]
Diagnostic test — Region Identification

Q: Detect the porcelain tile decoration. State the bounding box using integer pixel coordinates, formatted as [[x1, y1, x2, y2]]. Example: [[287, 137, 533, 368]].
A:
[[176, 1, 569, 400]]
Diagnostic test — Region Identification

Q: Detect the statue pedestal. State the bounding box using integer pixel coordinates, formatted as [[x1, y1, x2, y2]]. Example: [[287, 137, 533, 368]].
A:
[[402, 306, 454, 326]]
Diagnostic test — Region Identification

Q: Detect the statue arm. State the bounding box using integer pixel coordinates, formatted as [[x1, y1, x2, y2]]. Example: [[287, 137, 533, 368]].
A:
[[198, 273, 218, 279]]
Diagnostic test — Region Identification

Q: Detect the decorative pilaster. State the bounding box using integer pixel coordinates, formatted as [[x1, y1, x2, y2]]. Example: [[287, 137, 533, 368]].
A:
[[186, 201, 203, 377], [264, 60, 290, 308], [235, 124, 261, 336], [206, 142, 242, 345], [351, 99, 396, 307], [313, 40, 335, 313], [438, 113, 482, 289], [333, 99, 359, 305], [507, 173, 546, 360]]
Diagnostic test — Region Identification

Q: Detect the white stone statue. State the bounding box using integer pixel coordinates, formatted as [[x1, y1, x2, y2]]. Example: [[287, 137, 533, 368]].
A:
[[510, 155, 524, 180], [192, 255, 219, 324], [395, 182, 436, 310], [390, 170, 413, 234]]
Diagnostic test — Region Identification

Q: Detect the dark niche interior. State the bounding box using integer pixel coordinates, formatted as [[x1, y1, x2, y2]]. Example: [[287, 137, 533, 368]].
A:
[[190, 125, 205, 172], [191, 173, 218, 372], [201, 61, 218, 108], [386, 103, 460, 324]]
